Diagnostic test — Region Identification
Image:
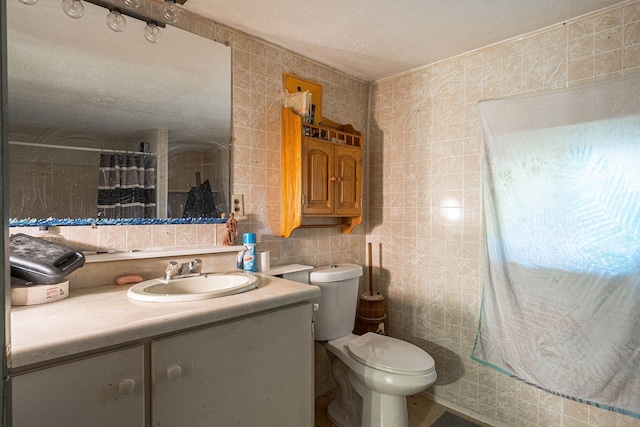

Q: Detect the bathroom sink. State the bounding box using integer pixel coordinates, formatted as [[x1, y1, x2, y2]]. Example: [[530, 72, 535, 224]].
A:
[[127, 272, 259, 302]]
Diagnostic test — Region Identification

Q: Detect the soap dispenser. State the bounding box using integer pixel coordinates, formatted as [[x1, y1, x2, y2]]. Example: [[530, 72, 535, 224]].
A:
[[242, 233, 257, 272]]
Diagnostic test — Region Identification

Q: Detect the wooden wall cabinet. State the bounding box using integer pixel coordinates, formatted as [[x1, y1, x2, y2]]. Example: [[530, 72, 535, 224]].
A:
[[282, 107, 363, 238]]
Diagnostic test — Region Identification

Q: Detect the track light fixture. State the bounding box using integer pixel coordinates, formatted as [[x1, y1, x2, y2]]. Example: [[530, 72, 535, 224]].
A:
[[121, 0, 140, 8], [19, 0, 174, 43], [162, 0, 180, 24], [61, 0, 85, 19], [144, 21, 162, 43], [106, 8, 126, 32]]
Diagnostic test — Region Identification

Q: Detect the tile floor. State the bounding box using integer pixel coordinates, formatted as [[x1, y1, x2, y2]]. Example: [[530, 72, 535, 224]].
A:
[[315, 389, 492, 427]]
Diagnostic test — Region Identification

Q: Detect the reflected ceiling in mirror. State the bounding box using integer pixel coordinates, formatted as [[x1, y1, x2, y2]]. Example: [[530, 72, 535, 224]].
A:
[[7, 0, 231, 226]]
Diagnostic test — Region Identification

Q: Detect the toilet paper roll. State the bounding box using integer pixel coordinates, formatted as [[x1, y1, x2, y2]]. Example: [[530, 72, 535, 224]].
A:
[[257, 251, 270, 272]]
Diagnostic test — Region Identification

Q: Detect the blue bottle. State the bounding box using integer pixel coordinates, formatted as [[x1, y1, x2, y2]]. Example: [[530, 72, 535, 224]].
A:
[[242, 233, 257, 272]]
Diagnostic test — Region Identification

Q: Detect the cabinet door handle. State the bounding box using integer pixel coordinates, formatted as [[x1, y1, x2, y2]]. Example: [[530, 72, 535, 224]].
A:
[[117, 378, 136, 395], [167, 365, 183, 380], [330, 176, 342, 182]]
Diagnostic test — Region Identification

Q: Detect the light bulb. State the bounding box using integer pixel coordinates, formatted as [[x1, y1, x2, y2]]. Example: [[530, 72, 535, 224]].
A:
[[18, 0, 38, 5], [162, 0, 180, 24], [61, 0, 84, 19], [144, 22, 161, 43], [106, 9, 126, 32], [121, 0, 140, 9]]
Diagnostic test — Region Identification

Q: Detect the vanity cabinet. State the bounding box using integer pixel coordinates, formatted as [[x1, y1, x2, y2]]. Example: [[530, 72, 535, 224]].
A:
[[12, 303, 314, 426], [13, 345, 145, 427], [151, 303, 314, 426], [282, 107, 363, 237]]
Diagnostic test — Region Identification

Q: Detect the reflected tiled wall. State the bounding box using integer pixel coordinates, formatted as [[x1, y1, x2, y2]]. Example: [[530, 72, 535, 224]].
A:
[[370, 2, 640, 426], [13, 223, 225, 253]]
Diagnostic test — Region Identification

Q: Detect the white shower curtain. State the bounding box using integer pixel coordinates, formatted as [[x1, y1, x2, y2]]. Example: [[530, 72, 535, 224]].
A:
[[472, 74, 640, 418], [97, 153, 156, 219]]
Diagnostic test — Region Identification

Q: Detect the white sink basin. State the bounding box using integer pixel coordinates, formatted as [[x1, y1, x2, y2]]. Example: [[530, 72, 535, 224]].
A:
[[127, 272, 259, 302]]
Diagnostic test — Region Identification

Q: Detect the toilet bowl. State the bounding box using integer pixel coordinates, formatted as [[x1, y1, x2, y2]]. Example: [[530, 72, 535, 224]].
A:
[[310, 264, 437, 427]]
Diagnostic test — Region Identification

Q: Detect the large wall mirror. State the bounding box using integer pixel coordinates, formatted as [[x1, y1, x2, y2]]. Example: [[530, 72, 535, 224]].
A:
[[7, 0, 231, 226]]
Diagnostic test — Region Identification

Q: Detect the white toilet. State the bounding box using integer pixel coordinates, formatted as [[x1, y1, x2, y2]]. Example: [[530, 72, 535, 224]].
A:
[[310, 264, 437, 427]]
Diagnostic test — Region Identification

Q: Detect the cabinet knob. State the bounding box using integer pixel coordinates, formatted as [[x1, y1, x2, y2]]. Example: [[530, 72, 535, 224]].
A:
[[117, 378, 136, 395], [167, 365, 183, 380], [330, 176, 343, 182]]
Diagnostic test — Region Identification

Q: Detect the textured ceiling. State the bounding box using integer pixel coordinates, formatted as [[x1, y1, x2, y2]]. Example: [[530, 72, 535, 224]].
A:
[[184, 0, 624, 81]]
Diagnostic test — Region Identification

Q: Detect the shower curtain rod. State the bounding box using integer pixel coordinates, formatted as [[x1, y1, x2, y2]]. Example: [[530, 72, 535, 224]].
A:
[[9, 140, 155, 156]]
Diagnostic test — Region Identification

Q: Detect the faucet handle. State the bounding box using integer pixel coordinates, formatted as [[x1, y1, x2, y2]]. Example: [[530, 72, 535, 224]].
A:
[[191, 258, 202, 274], [165, 261, 179, 279]]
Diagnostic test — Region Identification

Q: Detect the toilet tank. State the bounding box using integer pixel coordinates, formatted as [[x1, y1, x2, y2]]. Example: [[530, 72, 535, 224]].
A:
[[310, 264, 363, 341]]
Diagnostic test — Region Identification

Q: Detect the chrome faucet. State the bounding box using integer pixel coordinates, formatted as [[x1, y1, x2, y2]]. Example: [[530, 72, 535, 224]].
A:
[[165, 258, 202, 280]]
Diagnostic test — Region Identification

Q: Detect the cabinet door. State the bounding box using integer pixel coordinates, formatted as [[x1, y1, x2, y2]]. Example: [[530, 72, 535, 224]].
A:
[[302, 138, 334, 215], [334, 144, 362, 216], [151, 304, 314, 427], [13, 345, 145, 427]]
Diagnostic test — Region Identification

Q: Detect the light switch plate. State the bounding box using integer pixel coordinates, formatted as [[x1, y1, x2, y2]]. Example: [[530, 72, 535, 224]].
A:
[[232, 194, 244, 216]]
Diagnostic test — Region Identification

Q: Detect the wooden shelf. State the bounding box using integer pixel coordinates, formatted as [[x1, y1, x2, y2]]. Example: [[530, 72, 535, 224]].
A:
[[301, 121, 362, 148]]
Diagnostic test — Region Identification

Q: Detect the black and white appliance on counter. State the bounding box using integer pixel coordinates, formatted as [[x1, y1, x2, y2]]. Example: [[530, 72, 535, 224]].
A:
[[9, 233, 85, 306]]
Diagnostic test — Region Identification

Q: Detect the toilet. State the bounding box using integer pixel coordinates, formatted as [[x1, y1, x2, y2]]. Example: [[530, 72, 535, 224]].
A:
[[310, 264, 436, 427]]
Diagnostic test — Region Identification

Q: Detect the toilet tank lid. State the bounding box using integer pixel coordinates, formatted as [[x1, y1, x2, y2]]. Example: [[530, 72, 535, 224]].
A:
[[309, 264, 363, 282]]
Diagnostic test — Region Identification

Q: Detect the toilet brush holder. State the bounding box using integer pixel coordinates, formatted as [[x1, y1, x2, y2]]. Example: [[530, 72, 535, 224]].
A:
[[354, 243, 386, 335]]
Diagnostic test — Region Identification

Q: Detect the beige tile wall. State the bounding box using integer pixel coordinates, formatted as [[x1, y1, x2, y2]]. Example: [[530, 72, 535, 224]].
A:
[[370, 2, 640, 426], [222, 27, 369, 270]]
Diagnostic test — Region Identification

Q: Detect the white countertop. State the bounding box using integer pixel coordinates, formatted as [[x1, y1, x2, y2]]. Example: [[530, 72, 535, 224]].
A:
[[10, 273, 320, 369]]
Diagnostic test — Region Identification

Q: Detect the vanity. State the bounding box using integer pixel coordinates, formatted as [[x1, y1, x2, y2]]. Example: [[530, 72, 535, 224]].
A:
[[10, 272, 320, 426]]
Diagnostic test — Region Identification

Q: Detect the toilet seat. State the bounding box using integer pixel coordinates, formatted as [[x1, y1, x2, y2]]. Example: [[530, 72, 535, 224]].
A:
[[347, 333, 435, 376]]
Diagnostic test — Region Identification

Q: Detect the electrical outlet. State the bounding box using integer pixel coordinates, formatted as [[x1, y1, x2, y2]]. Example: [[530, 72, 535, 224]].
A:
[[232, 194, 244, 216]]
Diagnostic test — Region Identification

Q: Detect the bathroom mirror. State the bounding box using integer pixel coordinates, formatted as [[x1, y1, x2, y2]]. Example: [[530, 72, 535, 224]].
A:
[[7, 0, 231, 226]]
